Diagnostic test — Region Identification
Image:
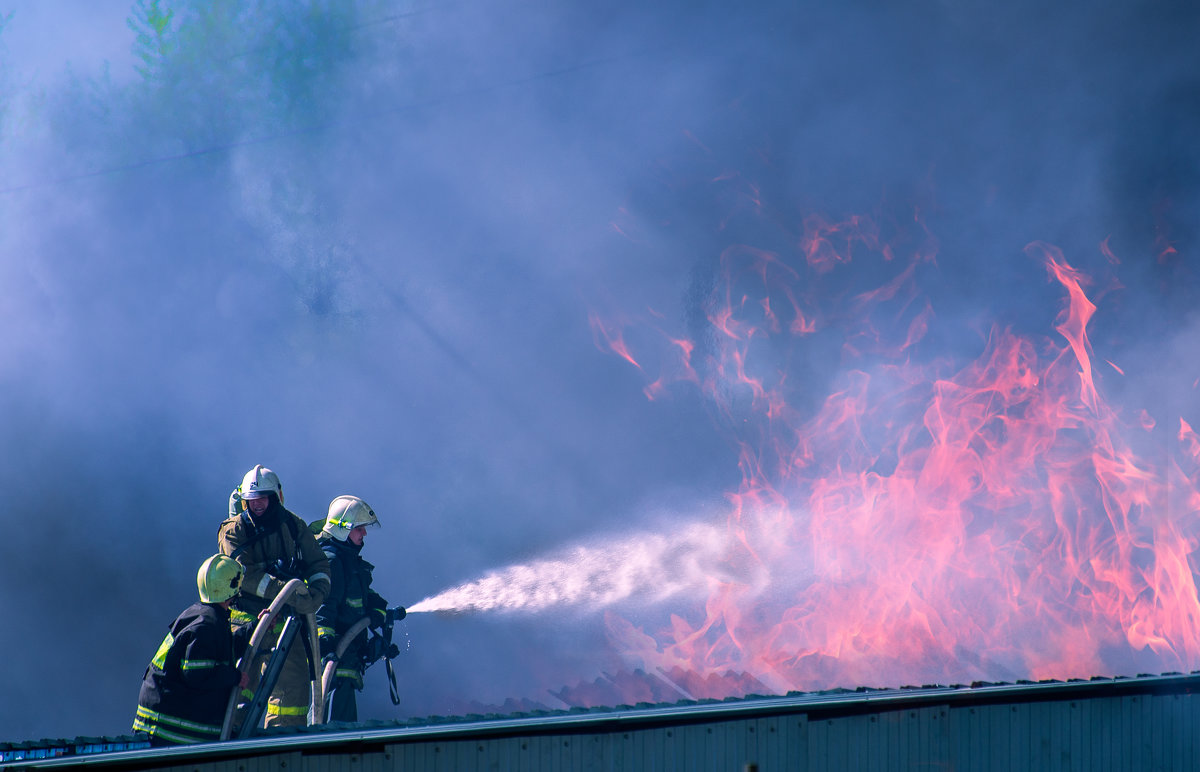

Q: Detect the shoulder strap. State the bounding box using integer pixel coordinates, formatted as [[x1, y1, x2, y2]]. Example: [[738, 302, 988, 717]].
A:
[[282, 512, 303, 562], [285, 511, 300, 541], [229, 511, 306, 569], [228, 513, 267, 562]]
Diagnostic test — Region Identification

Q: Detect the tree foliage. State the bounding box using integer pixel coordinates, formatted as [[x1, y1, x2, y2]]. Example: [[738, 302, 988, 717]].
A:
[[29, 1, 404, 323], [127, 0, 176, 81], [120, 0, 381, 147]]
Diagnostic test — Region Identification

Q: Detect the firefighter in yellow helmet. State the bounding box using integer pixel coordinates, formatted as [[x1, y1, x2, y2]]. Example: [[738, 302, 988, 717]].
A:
[[133, 555, 250, 746], [315, 495, 405, 722], [217, 465, 331, 729]]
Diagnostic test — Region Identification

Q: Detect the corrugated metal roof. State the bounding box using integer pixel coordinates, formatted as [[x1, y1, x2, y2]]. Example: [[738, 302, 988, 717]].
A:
[[4, 671, 1199, 768]]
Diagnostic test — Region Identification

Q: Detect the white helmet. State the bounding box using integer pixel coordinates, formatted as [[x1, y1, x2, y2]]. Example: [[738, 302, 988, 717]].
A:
[[197, 554, 244, 603], [238, 464, 284, 504], [321, 495, 380, 541]]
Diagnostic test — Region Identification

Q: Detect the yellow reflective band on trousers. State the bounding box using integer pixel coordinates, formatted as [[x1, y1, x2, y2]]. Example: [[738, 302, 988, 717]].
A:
[[257, 625, 313, 729], [318, 626, 336, 639], [132, 716, 195, 746], [335, 668, 363, 686], [151, 633, 175, 670], [347, 597, 363, 608], [134, 704, 220, 744], [266, 703, 309, 716]]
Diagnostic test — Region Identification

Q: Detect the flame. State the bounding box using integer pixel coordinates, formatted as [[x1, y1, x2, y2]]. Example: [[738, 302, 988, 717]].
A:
[[595, 210, 1200, 697], [1100, 236, 1121, 265], [588, 311, 642, 369]]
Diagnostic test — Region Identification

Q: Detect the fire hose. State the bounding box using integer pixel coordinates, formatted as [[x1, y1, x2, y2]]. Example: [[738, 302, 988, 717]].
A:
[[235, 611, 324, 738], [319, 616, 370, 704], [319, 607, 404, 716], [307, 611, 325, 725], [218, 579, 326, 740]]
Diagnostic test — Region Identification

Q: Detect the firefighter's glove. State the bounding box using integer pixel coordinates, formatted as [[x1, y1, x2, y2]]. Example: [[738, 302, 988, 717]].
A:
[[364, 635, 401, 664], [289, 585, 321, 615], [364, 635, 385, 664], [387, 606, 407, 623]]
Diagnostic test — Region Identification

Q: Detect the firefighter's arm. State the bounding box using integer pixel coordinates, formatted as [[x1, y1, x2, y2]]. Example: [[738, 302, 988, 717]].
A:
[[217, 521, 284, 602], [315, 557, 344, 658], [296, 522, 332, 606], [365, 588, 388, 629], [359, 559, 388, 628], [231, 621, 252, 660], [178, 628, 239, 692]]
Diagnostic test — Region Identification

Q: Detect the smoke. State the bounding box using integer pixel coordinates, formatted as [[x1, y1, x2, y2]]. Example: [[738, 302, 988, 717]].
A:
[[0, 0, 1195, 742]]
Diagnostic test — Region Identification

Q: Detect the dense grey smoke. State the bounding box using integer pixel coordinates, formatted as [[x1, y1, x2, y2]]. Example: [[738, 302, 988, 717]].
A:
[[0, 0, 1196, 741]]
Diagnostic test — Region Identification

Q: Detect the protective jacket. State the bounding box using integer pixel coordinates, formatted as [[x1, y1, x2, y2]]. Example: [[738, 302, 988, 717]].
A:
[[217, 497, 332, 624], [133, 602, 245, 745], [315, 536, 388, 687]]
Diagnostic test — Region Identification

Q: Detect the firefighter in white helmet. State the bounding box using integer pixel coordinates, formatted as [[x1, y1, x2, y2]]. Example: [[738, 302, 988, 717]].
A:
[[314, 495, 405, 722], [217, 465, 331, 729], [133, 555, 250, 746]]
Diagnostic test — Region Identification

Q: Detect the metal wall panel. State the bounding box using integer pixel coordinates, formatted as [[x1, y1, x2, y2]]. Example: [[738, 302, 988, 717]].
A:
[[15, 681, 1200, 772], [87, 697, 1200, 772]]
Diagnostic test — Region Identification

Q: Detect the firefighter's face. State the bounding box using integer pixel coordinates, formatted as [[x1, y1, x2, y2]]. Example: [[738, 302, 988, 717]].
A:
[[348, 525, 367, 546], [246, 496, 270, 515]]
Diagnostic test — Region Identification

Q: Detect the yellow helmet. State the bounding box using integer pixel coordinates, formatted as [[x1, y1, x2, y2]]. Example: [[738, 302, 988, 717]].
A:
[[197, 554, 244, 603], [238, 464, 284, 505], [321, 495, 380, 541]]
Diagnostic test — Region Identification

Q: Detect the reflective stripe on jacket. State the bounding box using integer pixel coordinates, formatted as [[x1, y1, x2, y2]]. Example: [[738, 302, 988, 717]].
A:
[[133, 602, 242, 745], [314, 535, 388, 670]]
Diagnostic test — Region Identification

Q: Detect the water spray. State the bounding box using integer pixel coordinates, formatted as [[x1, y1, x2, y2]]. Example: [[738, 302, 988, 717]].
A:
[[406, 521, 736, 615]]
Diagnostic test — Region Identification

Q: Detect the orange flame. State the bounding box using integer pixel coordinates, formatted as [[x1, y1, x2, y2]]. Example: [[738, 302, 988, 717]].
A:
[[595, 211, 1200, 697], [588, 312, 641, 369]]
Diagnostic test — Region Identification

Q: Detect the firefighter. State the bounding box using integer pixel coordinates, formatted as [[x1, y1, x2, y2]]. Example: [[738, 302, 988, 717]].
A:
[[218, 464, 331, 728], [133, 554, 250, 746], [315, 495, 405, 722]]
